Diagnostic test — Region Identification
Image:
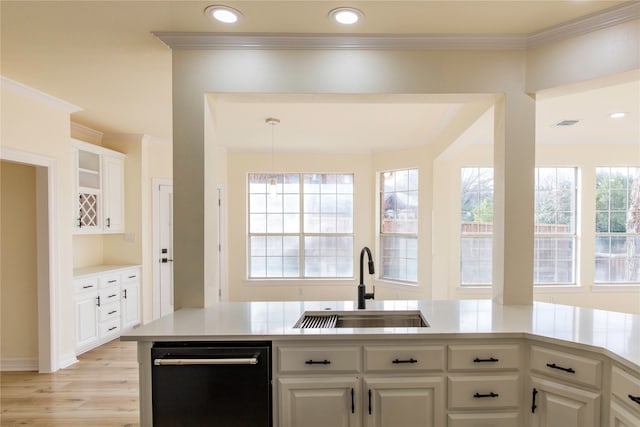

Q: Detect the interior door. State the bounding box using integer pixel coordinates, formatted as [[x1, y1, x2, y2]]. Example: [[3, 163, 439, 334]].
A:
[[159, 184, 174, 317]]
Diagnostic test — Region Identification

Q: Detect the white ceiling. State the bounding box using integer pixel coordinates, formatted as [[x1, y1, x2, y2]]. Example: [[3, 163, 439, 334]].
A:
[[1, 1, 638, 152]]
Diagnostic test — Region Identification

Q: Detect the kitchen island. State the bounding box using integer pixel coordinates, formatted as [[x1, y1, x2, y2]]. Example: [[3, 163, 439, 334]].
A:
[[122, 300, 640, 426]]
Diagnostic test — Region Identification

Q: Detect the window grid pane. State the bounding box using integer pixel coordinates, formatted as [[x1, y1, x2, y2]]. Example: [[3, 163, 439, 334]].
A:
[[534, 168, 577, 285], [380, 168, 419, 283], [595, 167, 640, 284], [248, 173, 353, 279], [460, 167, 494, 285]]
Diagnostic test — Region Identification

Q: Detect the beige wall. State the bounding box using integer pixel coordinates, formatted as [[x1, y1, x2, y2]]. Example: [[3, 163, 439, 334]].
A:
[[1, 161, 38, 360], [1, 84, 76, 362]]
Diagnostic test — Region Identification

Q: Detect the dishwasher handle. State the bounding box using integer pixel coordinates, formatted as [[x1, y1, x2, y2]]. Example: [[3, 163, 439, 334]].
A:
[[154, 357, 259, 366]]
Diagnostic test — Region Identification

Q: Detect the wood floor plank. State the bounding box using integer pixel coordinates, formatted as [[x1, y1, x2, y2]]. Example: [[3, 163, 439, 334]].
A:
[[1, 339, 139, 426]]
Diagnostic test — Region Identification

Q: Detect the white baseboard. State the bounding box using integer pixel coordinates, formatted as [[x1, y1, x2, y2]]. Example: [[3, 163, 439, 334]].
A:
[[0, 357, 38, 372], [58, 352, 78, 370]]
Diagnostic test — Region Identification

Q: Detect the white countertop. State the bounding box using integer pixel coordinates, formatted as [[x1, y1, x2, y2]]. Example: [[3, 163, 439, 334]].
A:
[[122, 300, 640, 371], [73, 264, 140, 278]]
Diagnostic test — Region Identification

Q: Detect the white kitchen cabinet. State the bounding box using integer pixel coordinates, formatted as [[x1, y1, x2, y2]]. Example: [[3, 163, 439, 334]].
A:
[[102, 154, 125, 233], [364, 376, 444, 427], [71, 139, 125, 234], [74, 266, 140, 355], [530, 376, 600, 427], [75, 291, 99, 350], [121, 269, 141, 330], [610, 401, 640, 427], [279, 376, 360, 427]]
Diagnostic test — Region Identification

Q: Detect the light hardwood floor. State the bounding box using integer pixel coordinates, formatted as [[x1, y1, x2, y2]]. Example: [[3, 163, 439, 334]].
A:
[[1, 339, 139, 426]]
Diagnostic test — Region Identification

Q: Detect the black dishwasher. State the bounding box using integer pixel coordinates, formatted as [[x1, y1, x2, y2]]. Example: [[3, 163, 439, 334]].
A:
[[151, 341, 272, 427]]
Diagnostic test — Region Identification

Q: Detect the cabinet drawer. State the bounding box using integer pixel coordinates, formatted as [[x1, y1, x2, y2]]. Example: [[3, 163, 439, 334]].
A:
[[98, 302, 120, 322], [612, 366, 640, 415], [278, 346, 360, 374], [364, 345, 445, 372], [448, 344, 520, 371], [98, 286, 121, 305], [99, 318, 120, 338], [448, 375, 519, 410], [74, 277, 98, 294], [99, 274, 121, 288], [121, 269, 140, 283], [448, 412, 519, 427], [530, 345, 602, 388]]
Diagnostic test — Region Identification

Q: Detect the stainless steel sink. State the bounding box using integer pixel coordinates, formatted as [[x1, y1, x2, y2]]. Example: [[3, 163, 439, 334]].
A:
[[294, 310, 429, 329]]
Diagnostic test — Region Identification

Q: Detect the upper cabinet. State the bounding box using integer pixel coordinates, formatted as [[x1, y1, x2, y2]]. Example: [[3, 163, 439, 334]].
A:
[[71, 139, 125, 234]]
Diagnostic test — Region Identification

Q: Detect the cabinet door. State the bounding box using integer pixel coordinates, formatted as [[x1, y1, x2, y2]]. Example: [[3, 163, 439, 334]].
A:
[[279, 377, 360, 427], [121, 281, 140, 329], [530, 376, 600, 427], [75, 295, 98, 349], [610, 401, 640, 427], [102, 155, 124, 233], [364, 376, 444, 427]]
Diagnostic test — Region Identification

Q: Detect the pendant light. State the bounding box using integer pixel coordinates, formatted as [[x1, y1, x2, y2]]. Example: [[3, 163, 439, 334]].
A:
[[265, 117, 280, 198]]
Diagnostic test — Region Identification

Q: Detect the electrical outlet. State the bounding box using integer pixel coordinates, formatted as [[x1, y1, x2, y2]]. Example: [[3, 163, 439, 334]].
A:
[[124, 233, 135, 243]]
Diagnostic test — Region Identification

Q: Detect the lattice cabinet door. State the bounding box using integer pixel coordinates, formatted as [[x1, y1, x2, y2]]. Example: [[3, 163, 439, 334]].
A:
[[79, 192, 100, 229]]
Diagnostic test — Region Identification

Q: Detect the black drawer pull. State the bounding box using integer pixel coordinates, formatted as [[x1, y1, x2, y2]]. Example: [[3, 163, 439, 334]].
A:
[[108, 294, 117, 298], [108, 326, 117, 331], [305, 359, 330, 365], [108, 310, 117, 315], [474, 392, 499, 398], [474, 357, 499, 363], [128, 275, 137, 279], [392, 358, 417, 364], [629, 394, 640, 405], [351, 388, 355, 414], [108, 280, 117, 283], [546, 363, 575, 373], [368, 389, 372, 414], [82, 285, 93, 289]]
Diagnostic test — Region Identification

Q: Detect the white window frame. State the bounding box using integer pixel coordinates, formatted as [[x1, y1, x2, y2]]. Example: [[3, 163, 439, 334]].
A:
[[247, 172, 354, 280], [533, 167, 578, 286], [378, 168, 419, 284], [594, 166, 640, 285]]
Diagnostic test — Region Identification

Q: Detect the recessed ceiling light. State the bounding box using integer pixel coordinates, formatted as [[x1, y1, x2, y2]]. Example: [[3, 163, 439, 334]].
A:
[[329, 7, 363, 25], [610, 112, 627, 119], [204, 5, 241, 24]]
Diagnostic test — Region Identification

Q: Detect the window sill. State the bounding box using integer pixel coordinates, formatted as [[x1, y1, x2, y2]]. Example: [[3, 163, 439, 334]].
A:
[[243, 278, 355, 286]]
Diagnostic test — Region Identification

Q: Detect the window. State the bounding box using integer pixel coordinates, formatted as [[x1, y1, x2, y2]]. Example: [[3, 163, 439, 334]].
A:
[[595, 167, 640, 284], [460, 167, 493, 285], [379, 168, 418, 282], [534, 168, 577, 285], [248, 173, 354, 279]]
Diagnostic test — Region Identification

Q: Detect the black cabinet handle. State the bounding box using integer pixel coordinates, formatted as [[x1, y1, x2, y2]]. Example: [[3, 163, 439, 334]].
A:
[[546, 363, 575, 373], [108, 326, 117, 331], [629, 394, 640, 405], [128, 275, 137, 279], [351, 388, 355, 414], [82, 285, 93, 289], [123, 289, 127, 299], [531, 388, 538, 413], [305, 359, 330, 365], [368, 389, 372, 415], [106, 218, 110, 228], [392, 358, 417, 364], [474, 392, 499, 398], [108, 280, 117, 284], [474, 357, 499, 363], [108, 310, 117, 315], [78, 217, 82, 228], [96, 296, 101, 307]]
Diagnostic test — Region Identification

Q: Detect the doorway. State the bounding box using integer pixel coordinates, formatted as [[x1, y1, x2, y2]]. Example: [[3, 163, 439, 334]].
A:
[[0, 149, 57, 373]]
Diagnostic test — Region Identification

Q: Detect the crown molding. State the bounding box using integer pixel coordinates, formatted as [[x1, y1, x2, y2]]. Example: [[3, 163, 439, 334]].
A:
[[527, 1, 640, 48], [71, 122, 104, 144], [1, 76, 82, 113], [153, 32, 527, 50], [153, 1, 640, 51]]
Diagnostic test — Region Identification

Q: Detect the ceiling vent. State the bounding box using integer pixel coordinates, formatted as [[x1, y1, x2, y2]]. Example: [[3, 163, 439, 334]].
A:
[[555, 119, 580, 127]]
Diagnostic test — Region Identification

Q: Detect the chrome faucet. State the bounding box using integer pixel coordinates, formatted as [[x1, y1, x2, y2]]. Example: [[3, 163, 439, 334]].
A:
[[358, 246, 375, 309]]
